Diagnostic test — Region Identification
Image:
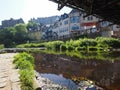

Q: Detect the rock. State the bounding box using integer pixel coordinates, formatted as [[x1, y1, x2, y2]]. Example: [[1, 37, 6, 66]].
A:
[[0, 78, 7, 83], [10, 71, 20, 83], [0, 82, 6, 88], [35, 73, 68, 90], [0, 73, 8, 78]]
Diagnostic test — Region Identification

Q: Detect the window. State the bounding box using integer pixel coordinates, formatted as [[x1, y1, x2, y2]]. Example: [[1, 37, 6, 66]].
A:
[[87, 16, 93, 21], [70, 16, 79, 23], [72, 25, 79, 30], [64, 20, 68, 25]]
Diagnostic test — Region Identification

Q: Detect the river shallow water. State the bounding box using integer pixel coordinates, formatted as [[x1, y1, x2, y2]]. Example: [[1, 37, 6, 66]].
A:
[[32, 51, 120, 90]]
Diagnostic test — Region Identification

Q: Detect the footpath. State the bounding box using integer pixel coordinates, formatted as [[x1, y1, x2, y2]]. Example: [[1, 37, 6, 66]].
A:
[[0, 53, 21, 90]]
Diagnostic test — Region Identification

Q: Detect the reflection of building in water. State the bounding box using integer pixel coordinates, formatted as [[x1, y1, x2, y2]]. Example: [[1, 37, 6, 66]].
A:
[[33, 53, 120, 90]]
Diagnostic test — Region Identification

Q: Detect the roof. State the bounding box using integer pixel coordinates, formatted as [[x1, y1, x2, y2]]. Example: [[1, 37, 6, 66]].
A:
[[50, 0, 120, 25]]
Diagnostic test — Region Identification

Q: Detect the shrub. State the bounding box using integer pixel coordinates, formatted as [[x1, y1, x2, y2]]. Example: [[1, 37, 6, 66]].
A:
[[19, 70, 34, 90], [14, 52, 35, 90], [0, 44, 4, 49], [79, 38, 97, 47], [45, 41, 64, 50], [14, 52, 34, 65], [96, 37, 120, 49], [88, 47, 98, 51], [60, 44, 67, 51], [75, 47, 86, 51], [15, 59, 33, 70], [67, 45, 74, 51]]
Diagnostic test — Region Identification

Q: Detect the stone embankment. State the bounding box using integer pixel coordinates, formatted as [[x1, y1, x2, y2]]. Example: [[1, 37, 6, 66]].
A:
[[0, 53, 20, 90]]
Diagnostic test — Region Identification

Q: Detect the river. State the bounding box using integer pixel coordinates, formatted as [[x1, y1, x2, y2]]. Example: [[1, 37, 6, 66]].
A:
[[32, 50, 120, 90]]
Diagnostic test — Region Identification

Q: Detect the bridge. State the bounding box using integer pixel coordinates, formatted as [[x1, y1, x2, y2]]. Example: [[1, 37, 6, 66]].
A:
[[50, 0, 120, 25]]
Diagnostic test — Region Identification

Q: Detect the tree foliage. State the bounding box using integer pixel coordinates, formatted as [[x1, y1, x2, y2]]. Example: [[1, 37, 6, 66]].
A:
[[27, 21, 40, 31], [0, 24, 29, 47], [14, 24, 29, 44]]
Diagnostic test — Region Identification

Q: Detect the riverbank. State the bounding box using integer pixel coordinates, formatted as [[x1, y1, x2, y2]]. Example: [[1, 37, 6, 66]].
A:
[[0, 53, 20, 90], [35, 72, 68, 90], [16, 37, 120, 52], [12, 52, 68, 90]]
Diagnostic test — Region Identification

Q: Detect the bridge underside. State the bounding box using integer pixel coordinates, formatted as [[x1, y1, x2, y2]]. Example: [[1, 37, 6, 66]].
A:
[[50, 0, 120, 25]]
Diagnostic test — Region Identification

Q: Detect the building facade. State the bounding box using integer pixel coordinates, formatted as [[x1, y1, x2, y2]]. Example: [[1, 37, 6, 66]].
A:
[[41, 9, 120, 40], [2, 18, 24, 28], [30, 16, 60, 26]]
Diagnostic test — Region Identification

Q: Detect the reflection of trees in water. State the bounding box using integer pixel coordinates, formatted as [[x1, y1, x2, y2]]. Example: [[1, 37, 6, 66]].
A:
[[66, 51, 120, 61], [33, 53, 120, 90]]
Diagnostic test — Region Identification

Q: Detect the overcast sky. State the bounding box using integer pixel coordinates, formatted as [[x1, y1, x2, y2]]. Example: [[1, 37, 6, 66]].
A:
[[0, 0, 72, 24]]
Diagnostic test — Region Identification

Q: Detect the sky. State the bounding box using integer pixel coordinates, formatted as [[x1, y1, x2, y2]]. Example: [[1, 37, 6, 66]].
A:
[[0, 0, 72, 24]]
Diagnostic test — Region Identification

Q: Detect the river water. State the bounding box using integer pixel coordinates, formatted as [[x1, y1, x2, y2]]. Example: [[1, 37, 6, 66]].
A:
[[32, 50, 120, 90]]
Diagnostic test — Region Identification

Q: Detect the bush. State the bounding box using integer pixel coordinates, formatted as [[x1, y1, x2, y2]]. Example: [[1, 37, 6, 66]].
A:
[[89, 47, 98, 51], [60, 44, 67, 51], [20, 70, 34, 90], [15, 59, 33, 70], [96, 37, 120, 49], [14, 52, 35, 90], [67, 45, 74, 51], [75, 47, 86, 51], [0, 44, 4, 49], [45, 41, 64, 50], [79, 38, 97, 47], [14, 52, 34, 65]]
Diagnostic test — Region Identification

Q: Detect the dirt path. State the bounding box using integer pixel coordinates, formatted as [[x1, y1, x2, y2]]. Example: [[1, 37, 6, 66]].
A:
[[0, 53, 21, 90]]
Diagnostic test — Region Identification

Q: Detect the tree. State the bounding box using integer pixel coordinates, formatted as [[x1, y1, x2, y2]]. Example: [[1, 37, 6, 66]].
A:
[[14, 24, 29, 44], [0, 27, 16, 47], [0, 24, 30, 47], [27, 21, 40, 31]]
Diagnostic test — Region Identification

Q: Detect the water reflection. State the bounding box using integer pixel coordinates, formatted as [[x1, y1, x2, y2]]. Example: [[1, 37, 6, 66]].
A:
[[33, 51, 120, 90], [41, 74, 77, 90]]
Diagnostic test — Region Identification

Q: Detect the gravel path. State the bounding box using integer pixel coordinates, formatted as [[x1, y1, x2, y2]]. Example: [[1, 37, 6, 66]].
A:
[[0, 53, 21, 90]]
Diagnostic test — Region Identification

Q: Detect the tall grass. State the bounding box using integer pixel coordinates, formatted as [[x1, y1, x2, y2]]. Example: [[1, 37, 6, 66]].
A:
[[13, 52, 35, 90]]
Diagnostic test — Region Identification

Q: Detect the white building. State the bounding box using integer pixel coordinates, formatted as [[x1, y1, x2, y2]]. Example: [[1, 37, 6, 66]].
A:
[[69, 9, 82, 37], [46, 9, 120, 40], [59, 17, 70, 39], [81, 15, 99, 33]]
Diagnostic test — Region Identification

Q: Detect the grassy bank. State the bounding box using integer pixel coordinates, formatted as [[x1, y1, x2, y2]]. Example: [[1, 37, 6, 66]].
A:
[[17, 37, 120, 52], [13, 52, 35, 90]]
